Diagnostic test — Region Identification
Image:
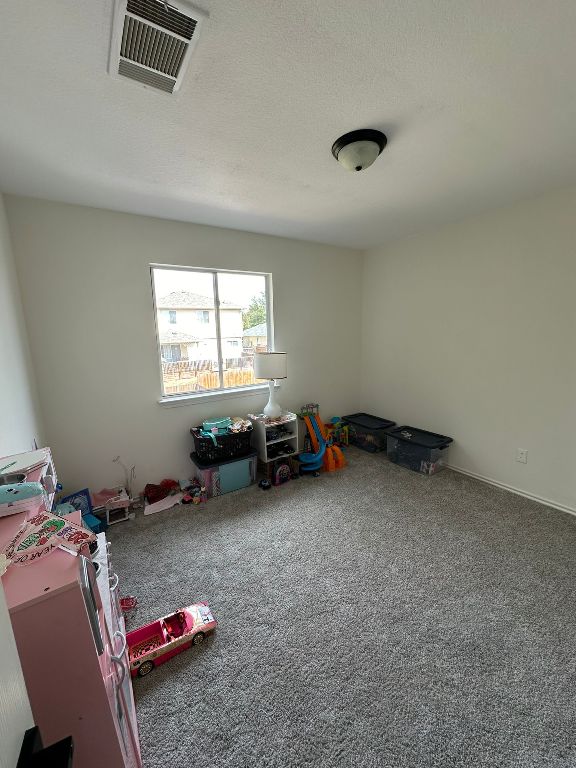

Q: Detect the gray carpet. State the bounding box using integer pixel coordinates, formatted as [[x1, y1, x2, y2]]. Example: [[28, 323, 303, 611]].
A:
[[109, 448, 576, 767]]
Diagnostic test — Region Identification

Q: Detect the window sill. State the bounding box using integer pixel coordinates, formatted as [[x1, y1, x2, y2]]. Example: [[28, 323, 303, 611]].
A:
[[157, 383, 278, 408]]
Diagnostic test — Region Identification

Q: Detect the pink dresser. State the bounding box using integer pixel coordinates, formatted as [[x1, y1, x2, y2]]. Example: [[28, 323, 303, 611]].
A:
[[0, 449, 141, 767]]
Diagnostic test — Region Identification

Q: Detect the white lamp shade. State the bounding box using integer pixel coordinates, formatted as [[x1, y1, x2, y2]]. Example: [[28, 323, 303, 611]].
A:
[[254, 352, 287, 380]]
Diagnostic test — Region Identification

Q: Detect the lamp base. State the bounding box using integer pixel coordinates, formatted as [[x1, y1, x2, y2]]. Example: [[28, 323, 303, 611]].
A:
[[263, 379, 282, 418]]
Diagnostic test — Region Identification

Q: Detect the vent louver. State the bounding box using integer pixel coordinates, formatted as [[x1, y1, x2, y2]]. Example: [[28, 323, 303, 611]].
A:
[[109, 0, 205, 94]]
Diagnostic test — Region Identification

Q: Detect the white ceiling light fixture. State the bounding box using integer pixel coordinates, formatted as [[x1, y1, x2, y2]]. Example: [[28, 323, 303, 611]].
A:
[[332, 129, 387, 172], [109, 0, 206, 94]]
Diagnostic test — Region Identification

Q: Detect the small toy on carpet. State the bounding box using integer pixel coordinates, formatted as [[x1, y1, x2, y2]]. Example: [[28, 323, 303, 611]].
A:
[[120, 595, 138, 615], [181, 477, 207, 505], [127, 602, 217, 677]]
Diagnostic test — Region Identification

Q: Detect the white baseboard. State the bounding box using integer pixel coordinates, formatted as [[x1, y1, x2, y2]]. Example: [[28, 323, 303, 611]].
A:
[[447, 464, 576, 518]]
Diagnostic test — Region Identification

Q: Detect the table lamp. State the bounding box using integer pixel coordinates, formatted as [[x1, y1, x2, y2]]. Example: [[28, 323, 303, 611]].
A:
[[254, 352, 287, 418]]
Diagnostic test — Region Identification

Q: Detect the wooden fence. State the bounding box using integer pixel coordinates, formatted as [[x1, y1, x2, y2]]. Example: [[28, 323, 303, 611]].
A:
[[162, 360, 256, 394]]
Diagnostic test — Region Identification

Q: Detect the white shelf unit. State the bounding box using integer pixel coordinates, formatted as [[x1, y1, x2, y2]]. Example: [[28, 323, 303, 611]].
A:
[[92, 487, 134, 526], [0, 447, 57, 511], [251, 412, 299, 464]]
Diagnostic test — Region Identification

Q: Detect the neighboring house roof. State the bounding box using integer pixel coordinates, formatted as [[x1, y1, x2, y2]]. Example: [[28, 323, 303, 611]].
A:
[[157, 290, 241, 309], [159, 330, 199, 344], [243, 322, 268, 337]]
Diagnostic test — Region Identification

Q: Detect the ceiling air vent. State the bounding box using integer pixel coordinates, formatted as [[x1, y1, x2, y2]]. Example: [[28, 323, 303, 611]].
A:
[[109, 0, 206, 94]]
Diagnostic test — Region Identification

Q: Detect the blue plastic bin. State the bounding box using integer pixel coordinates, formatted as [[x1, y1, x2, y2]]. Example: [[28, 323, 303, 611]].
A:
[[190, 450, 257, 497]]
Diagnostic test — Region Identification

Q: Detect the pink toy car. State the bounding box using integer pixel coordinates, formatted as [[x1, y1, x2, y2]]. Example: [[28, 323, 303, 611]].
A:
[[127, 602, 217, 677]]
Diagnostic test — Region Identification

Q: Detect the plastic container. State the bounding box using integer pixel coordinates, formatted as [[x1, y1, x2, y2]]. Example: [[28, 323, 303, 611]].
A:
[[0, 481, 46, 518], [342, 413, 396, 453], [386, 426, 453, 475], [190, 425, 252, 463], [190, 451, 258, 497]]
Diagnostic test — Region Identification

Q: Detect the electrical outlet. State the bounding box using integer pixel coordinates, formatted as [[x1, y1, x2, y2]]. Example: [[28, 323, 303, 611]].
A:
[[516, 449, 528, 464]]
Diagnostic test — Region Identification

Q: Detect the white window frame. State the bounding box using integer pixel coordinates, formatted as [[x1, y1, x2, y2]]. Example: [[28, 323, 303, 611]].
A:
[[151, 264, 275, 406]]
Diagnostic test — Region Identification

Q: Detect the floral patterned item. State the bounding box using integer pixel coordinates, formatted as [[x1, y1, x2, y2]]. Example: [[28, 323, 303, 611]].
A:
[[4, 511, 96, 567]]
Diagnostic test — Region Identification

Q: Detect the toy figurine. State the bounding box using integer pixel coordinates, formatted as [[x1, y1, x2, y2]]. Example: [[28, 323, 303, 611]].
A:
[[182, 477, 206, 505], [120, 595, 138, 613], [274, 464, 291, 486]]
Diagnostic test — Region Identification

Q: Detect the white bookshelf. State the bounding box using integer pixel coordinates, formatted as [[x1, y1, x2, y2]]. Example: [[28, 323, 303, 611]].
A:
[[249, 412, 299, 464]]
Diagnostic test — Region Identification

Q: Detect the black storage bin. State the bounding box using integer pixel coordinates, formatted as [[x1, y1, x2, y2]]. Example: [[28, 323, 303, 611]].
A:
[[342, 413, 396, 453], [386, 426, 453, 475], [190, 426, 253, 463]]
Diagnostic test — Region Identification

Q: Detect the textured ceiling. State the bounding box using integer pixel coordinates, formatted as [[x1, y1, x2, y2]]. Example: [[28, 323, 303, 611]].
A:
[[1, 1, 576, 248]]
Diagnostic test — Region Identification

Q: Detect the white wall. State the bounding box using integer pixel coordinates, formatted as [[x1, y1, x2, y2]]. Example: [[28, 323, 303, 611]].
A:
[[0, 194, 37, 766], [0, 194, 43, 456], [361, 186, 576, 512], [6, 196, 363, 492]]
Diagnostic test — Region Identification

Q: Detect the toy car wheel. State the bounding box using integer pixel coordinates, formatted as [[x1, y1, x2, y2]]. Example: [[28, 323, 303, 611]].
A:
[[138, 660, 155, 677], [192, 632, 205, 646]]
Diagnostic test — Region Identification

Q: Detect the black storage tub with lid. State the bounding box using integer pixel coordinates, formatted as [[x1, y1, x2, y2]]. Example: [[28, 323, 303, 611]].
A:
[[386, 426, 453, 475], [342, 413, 396, 453]]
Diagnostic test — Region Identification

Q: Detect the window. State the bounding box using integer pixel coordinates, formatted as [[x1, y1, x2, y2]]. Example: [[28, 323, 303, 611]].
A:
[[152, 266, 272, 397], [161, 344, 182, 362]]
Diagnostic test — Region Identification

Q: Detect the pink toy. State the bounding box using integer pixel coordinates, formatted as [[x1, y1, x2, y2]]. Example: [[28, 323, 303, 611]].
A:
[[120, 595, 138, 613], [127, 602, 217, 677]]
